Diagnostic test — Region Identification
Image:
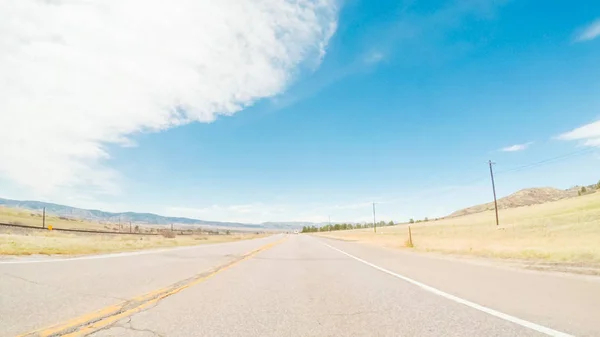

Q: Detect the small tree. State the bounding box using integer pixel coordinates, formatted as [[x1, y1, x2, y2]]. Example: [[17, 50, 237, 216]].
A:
[[582, 186, 587, 193], [388, 220, 394, 226], [409, 218, 414, 224], [597, 180, 600, 189]]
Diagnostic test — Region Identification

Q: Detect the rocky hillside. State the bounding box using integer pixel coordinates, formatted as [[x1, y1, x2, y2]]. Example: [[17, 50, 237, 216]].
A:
[[448, 187, 580, 218]]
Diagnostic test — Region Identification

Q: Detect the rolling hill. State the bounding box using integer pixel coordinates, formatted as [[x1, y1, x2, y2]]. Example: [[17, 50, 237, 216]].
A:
[[0, 197, 300, 230], [448, 187, 581, 218]]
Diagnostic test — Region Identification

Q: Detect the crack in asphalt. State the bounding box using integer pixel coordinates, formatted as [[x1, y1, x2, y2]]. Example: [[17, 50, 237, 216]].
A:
[[105, 317, 165, 337], [329, 310, 383, 316], [47, 285, 170, 337], [18, 238, 286, 337], [1, 272, 127, 301]]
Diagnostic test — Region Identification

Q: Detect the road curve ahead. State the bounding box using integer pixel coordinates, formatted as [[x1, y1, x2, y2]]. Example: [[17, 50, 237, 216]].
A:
[[1, 234, 598, 336]]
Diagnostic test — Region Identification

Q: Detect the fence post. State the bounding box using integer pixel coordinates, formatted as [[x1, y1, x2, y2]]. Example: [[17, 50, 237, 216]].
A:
[[42, 207, 46, 229], [408, 225, 413, 247]]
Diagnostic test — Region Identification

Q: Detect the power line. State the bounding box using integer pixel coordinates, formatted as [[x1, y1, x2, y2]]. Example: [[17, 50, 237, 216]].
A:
[[488, 160, 499, 226], [495, 148, 595, 175], [330, 147, 597, 223], [415, 148, 596, 203], [372, 202, 377, 233]]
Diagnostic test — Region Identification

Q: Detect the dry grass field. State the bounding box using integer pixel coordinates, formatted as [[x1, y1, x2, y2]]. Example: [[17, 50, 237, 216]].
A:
[[0, 206, 112, 231], [0, 206, 267, 255], [318, 192, 600, 270], [0, 227, 267, 255]]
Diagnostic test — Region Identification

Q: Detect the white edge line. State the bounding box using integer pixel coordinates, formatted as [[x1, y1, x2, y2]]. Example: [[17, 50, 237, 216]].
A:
[[319, 240, 574, 337], [0, 235, 279, 265]]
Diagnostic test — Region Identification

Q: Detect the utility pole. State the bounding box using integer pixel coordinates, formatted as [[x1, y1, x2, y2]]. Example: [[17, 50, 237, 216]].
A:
[[171, 223, 174, 232], [42, 207, 46, 229], [372, 202, 377, 233], [488, 160, 500, 226]]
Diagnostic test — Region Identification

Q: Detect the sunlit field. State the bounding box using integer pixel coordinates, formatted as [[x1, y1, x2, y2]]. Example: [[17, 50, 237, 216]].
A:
[[318, 192, 600, 269], [0, 206, 267, 255], [0, 228, 266, 256]]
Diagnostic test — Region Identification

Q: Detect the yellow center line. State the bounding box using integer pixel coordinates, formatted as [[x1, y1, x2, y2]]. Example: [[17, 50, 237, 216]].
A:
[[19, 236, 287, 337]]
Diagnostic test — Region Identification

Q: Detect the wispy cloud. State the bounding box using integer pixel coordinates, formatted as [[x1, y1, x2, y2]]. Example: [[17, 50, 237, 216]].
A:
[[575, 19, 600, 42], [166, 203, 289, 223], [0, 0, 338, 199], [500, 142, 533, 152], [364, 51, 384, 64], [557, 120, 600, 146]]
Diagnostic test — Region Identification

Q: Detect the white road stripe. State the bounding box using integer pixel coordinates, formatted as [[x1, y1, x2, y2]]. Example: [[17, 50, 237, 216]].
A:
[[320, 241, 574, 337]]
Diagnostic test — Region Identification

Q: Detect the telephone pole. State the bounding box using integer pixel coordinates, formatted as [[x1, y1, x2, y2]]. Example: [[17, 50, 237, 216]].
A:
[[42, 207, 46, 229], [372, 202, 377, 233], [488, 160, 500, 226]]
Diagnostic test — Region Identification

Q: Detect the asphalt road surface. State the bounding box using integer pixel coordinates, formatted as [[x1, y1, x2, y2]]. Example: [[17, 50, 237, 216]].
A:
[[1, 234, 599, 336]]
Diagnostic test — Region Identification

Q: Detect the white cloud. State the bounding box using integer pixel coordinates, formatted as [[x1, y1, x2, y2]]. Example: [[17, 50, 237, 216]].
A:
[[500, 142, 533, 152], [0, 0, 338, 198], [364, 51, 384, 64], [558, 120, 600, 146], [575, 19, 600, 42], [166, 203, 289, 223]]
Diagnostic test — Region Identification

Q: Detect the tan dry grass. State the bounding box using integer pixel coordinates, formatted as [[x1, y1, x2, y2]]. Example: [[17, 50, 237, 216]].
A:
[[0, 206, 116, 231], [318, 192, 600, 266], [0, 229, 266, 255]]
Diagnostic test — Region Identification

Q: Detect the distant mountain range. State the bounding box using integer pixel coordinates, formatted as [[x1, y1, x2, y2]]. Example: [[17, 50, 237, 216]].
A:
[[0, 197, 305, 230]]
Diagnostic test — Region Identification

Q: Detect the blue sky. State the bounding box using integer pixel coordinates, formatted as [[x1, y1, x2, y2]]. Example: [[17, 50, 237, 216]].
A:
[[2, 0, 600, 223]]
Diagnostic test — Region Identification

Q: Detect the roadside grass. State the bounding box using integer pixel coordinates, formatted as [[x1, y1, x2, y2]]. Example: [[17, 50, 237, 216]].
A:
[[0, 230, 267, 255], [0, 206, 115, 231], [317, 192, 600, 268]]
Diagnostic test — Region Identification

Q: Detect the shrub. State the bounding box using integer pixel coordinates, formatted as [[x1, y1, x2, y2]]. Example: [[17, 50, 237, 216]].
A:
[[162, 231, 177, 239]]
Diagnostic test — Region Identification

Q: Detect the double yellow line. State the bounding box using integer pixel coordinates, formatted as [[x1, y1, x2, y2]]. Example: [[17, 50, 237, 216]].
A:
[[20, 236, 287, 337]]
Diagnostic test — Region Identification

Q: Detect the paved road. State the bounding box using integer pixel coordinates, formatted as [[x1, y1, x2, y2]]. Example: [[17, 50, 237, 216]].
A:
[[1, 235, 599, 336]]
